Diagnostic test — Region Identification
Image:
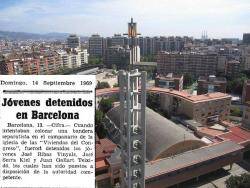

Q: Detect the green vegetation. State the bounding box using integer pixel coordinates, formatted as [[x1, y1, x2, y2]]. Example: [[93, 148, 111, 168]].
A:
[[95, 110, 106, 139], [225, 173, 250, 188], [96, 81, 111, 89], [95, 98, 116, 138], [55, 67, 75, 75], [88, 57, 103, 65], [141, 55, 155, 62], [99, 98, 115, 113], [230, 107, 243, 117], [113, 83, 119, 88], [183, 73, 195, 89], [226, 73, 248, 95], [95, 110, 104, 126]]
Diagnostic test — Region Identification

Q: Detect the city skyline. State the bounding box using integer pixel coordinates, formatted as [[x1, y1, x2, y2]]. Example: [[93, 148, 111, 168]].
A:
[[0, 0, 250, 39]]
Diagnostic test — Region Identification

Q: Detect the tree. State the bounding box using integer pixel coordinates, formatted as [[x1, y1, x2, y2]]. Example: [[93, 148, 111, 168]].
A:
[[96, 81, 110, 89], [230, 107, 242, 117], [141, 55, 155, 62], [88, 57, 103, 65], [95, 110, 104, 126], [95, 110, 107, 139], [226, 74, 247, 94], [99, 98, 114, 113], [183, 73, 195, 89], [225, 173, 250, 188]]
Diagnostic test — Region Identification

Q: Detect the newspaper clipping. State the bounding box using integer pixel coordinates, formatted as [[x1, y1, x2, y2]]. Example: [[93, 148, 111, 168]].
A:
[[0, 75, 95, 188]]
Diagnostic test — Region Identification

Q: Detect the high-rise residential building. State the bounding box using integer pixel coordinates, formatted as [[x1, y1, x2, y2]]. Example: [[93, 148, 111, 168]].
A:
[[242, 102, 250, 130], [0, 54, 24, 75], [0, 55, 4, 74], [67, 34, 80, 49], [243, 33, 250, 45], [104, 46, 130, 69], [110, 34, 125, 47], [22, 52, 61, 75], [157, 52, 218, 78], [217, 56, 227, 74], [226, 60, 241, 78], [197, 75, 227, 95], [0, 52, 61, 75], [242, 46, 250, 71], [104, 45, 140, 69], [242, 80, 250, 104], [58, 49, 88, 69], [88, 34, 103, 57], [138, 36, 187, 56]]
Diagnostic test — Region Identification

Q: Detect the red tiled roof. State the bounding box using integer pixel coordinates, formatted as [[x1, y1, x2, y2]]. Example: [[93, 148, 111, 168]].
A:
[[96, 87, 231, 103], [219, 126, 250, 145], [96, 160, 109, 171], [96, 144, 106, 161], [100, 138, 117, 153], [96, 138, 117, 161]]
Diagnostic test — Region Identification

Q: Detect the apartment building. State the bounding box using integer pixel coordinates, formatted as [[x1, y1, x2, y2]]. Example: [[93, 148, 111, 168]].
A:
[[157, 52, 218, 77], [243, 33, 250, 45], [155, 73, 183, 91], [58, 49, 88, 69], [0, 54, 24, 74], [67, 34, 80, 49], [242, 80, 250, 104], [197, 75, 227, 94], [242, 102, 250, 130], [242, 46, 250, 71], [22, 52, 61, 74], [104, 46, 130, 69], [226, 60, 240, 78], [0, 52, 61, 75], [88, 34, 104, 57]]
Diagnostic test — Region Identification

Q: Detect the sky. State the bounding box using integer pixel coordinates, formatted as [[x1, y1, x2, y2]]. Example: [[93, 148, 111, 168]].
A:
[[0, 0, 250, 39]]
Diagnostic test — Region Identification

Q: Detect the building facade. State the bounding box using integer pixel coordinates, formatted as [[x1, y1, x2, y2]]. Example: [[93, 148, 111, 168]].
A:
[[155, 73, 183, 91], [0, 52, 61, 75], [242, 102, 250, 130], [242, 80, 250, 104], [197, 75, 227, 95], [67, 34, 80, 49], [88, 34, 104, 57], [156, 88, 231, 125], [58, 49, 88, 69], [157, 52, 218, 78], [243, 33, 250, 45], [104, 46, 130, 69], [226, 60, 240, 78]]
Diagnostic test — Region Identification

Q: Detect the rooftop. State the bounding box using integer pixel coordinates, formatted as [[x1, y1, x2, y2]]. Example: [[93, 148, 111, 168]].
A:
[[156, 73, 183, 80], [198, 75, 227, 83], [219, 126, 250, 145], [134, 61, 157, 66], [96, 87, 231, 103], [145, 141, 243, 180], [228, 60, 240, 64], [106, 105, 206, 161]]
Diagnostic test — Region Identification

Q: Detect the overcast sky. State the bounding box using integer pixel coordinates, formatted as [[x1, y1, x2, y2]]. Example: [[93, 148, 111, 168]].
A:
[[0, 0, 250, 38]]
